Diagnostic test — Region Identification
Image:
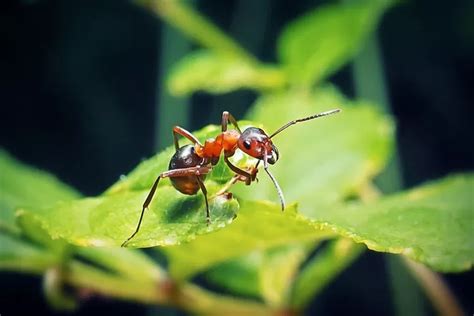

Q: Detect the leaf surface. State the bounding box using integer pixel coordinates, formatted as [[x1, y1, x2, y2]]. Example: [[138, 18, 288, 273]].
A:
[[314, 174, 474, 273]]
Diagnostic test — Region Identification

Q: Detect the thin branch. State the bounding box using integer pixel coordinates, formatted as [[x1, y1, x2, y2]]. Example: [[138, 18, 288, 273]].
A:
[[139, 0, 256, 63], [402, 257, 464, 316], [64, 259, 273, 315]]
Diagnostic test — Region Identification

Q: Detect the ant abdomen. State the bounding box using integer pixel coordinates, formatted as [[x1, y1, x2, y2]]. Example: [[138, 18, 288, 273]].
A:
[[168, 145, 206, 195]]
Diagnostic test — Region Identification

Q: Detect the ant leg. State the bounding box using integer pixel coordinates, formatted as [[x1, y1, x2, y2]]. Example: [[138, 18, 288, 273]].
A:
[[212, 174, 241, 197], [250, 160, 261, 182], [196, 176, 210, 225], [121, 175, 161, 247], [122, 165, 212, 247], [173, 126, 203, 150], [224, 156, 253, 185], [221, 111, 242, 133], [262, 152, 285, 211]]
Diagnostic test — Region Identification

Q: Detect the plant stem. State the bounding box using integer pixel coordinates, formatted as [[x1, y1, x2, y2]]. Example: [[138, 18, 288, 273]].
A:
[[402, 257, 464, 316], [141, 0, 255, 63], [64, 258, 272, 315]]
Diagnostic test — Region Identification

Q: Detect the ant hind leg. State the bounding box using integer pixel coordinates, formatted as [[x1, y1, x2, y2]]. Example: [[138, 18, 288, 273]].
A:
[[121, 175, 161, 247]]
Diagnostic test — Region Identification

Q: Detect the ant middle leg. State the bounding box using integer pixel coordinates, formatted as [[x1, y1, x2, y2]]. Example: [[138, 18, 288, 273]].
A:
[[224, 156, 254, 185]]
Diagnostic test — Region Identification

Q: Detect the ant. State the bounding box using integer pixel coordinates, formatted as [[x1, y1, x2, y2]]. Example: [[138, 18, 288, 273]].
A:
[[122, 109, 340, 247]]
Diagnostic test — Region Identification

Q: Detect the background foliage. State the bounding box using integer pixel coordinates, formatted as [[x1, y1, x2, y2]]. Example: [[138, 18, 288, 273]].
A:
[[1, 0, 473, 315]]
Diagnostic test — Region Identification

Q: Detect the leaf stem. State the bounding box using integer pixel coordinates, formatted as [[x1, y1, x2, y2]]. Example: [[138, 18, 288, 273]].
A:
[[141, 0, 256, 63], [402, 257, 464, 316]]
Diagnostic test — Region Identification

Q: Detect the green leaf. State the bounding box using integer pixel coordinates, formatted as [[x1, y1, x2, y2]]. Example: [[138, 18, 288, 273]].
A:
[[167, 50, 285, 96], [315, 174, 474, 273], [164, 200, 334, 280], [22, 184, 238, 248], [0, 149, 80, 233], [259, 243, 310, 307], [278, 0, 390, 86], [21, 125, 249, 248], [237, 86, 394, 217]]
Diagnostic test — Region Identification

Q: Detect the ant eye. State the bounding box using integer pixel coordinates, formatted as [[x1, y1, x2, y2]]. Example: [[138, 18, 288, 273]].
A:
[[243, 140, 251, 150]]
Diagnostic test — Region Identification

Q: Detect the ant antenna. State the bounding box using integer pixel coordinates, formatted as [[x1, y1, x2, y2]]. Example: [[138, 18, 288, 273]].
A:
[[269, 109, 341, 139], [263, 151, 285, 211]]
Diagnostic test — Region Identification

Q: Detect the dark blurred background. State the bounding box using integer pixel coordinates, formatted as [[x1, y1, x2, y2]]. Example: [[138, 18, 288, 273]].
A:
[[1, 0, 472, 315]]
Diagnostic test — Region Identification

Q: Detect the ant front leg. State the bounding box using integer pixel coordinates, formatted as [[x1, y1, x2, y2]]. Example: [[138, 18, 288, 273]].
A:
[[221, 111, 242, 133], [122, 165, 211, 247], [224, 156, 254, 185], [249, 160, 260, 182]]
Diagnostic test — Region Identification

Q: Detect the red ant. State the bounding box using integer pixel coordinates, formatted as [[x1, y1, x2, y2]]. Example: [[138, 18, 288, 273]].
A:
[[122, 109, 340, 247]]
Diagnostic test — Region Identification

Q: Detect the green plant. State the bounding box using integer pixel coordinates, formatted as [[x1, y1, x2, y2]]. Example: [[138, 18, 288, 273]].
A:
[[1, 1, 472, 315]]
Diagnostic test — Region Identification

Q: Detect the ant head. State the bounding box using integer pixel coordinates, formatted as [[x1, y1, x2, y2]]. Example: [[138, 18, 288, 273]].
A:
[[238, 127, 279, 164]]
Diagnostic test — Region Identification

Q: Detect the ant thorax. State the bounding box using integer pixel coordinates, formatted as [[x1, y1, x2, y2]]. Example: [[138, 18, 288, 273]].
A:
[[194, 129, 240, 160]]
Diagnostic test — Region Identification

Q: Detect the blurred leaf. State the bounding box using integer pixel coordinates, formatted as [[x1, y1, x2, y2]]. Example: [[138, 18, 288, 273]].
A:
[[237, 86, 394, 217], [164, 201, 334, 280], [0, 149, 77, 275], [290, 238, 364, 309], [167, 50, 285, 96], [205, 251, 263, 298], [16, 210, 69, 253], [0, 233, 57, 274], [259, 243, 310, 307], [205, 243, 312, 303], [0, 149, 80, 233], [278, 0, 390, 86], [315, 174, 474, 273]]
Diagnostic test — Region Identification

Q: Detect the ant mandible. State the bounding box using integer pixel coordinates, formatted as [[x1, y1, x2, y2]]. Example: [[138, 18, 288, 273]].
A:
[[122, 109, 341, 247]]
